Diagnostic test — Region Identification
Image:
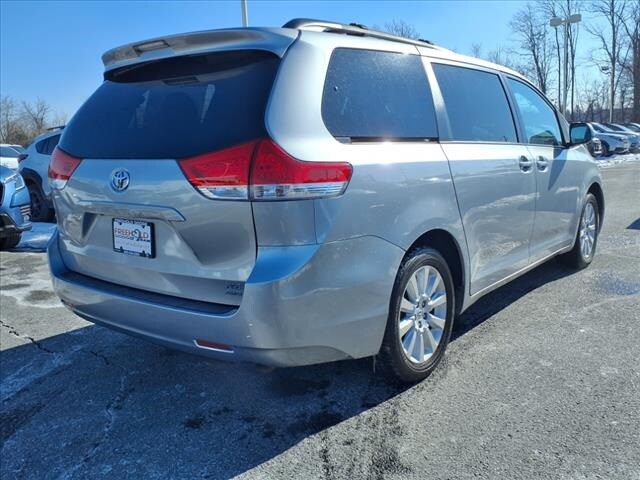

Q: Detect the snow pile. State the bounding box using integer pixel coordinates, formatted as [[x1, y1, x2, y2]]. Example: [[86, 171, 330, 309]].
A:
[[15, 222, 56, 252], [596, 152, 640, 169]]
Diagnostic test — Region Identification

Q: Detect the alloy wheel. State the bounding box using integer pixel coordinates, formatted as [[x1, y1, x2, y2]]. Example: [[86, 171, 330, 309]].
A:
[[397, 265, 447, 364], [579, 202, 597, 259]]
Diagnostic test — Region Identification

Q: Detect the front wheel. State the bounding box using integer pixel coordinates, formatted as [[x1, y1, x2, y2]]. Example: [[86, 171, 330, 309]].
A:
[[562, 193, 599, 269], [0, 234, 21, 251], [378, 247, 455, 383], [28, 183, 54, 222]]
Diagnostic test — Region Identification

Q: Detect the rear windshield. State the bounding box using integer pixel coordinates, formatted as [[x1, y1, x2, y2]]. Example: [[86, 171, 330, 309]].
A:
[[59, 50, 280, 159]]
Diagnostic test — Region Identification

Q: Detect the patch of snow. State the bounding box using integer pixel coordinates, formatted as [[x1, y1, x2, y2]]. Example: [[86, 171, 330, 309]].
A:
[[595, 153, 640, 169], [14, 222, 56, 252]]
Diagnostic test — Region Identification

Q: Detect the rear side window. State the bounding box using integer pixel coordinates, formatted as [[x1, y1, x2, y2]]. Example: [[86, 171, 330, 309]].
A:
[[36, 134, 60, 155], [35, 139, 47, 154], [433, 64, 517, 143], [322, 49, 438, 140], [47, 134, 61, 154], [507, 79, 562, 146], [59, 50, 280, 159]]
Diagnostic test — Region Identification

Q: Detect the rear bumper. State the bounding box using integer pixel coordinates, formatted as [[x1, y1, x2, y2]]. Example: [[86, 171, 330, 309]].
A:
[[48, 231, 404, 367]]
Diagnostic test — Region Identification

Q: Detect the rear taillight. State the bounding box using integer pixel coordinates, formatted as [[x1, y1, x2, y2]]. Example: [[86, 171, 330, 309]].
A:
[[178, 139, 352, 201], [49, 147, 82, 190], [178, 140, 258, 200], [250, 140, 352, 200], [17, 154, 28, 163]]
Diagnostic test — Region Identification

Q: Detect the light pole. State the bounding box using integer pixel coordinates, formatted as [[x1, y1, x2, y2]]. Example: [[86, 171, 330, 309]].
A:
[[550, 14, 581, 117], [241, 0, 248, 27], [600, 65, 612, 122]]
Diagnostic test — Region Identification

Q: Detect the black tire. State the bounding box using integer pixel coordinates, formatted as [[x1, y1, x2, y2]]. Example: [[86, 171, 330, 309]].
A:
[[561, 193, 599, 269], [378, 247, 455, 383], [27, 182, 54, 222], [0, 234, 21, 251], [601, 142, 611, 157]]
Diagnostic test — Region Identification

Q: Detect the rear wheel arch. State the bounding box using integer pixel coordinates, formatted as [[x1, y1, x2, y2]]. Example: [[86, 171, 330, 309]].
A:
[[587, 182, 604, 232], [405, 229, 465, 315], [19, 168, 43, 188]]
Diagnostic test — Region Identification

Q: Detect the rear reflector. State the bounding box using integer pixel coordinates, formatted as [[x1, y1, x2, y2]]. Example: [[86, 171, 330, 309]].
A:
[[194, 339, 234, 353], [49, 147, 82, 190], [178, 139, 352, 201]]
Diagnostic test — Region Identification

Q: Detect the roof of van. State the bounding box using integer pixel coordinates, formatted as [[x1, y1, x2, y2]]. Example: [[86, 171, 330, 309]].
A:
[[101, 19, 526, 82]]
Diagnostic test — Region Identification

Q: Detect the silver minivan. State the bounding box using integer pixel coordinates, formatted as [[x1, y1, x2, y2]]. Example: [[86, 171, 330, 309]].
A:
[[48, 20, 603, 382]]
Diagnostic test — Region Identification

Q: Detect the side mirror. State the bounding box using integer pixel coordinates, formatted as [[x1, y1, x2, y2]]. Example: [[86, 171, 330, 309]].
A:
[[570, 124, 591, 146]]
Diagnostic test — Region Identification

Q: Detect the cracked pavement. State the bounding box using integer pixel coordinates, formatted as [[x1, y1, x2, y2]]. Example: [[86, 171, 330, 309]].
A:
[[1, 163, 639, 479]]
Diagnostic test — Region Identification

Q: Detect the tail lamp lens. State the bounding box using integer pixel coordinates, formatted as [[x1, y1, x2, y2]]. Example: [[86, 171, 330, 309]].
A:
[[250, 140, 352, 200], [178, 140, 258, 200], [178, 139, 352, 201], [49, 147, 82, 190]]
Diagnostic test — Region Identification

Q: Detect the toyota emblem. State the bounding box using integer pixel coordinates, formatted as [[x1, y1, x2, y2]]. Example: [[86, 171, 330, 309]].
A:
[[111, 169, 130, 192]]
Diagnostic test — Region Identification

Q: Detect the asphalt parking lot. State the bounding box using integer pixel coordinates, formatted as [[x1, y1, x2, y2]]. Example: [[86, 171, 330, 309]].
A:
[[1, 162, 639, 480]]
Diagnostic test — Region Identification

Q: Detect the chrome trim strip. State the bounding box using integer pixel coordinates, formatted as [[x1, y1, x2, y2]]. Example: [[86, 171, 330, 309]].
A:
[[193, 340, 235, 354], [76, 200, 185, 222]]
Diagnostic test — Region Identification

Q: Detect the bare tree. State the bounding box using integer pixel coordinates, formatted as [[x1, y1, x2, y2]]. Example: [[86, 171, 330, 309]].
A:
[[1, 96, 29, 145], [510, 3, 554, 94], [383, 19, 420, 40], [22, 97, 50, 134], [618, 0, 640, 121], [483, 45, 527, 75], [470, 42, 483, 58], [0, 95, 63, 145], [586, 0, 627, 121]]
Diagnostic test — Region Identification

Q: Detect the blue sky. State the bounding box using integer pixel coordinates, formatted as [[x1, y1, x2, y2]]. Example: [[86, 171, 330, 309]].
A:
[[1, 0, 599, 117]]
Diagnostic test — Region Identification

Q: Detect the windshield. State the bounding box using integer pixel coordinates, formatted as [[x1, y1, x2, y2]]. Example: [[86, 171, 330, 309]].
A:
[[0, 146, 20, 157]]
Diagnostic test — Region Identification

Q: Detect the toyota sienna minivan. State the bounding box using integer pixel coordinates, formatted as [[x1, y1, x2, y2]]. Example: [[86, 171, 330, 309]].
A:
[[48, 20, 603, 382]]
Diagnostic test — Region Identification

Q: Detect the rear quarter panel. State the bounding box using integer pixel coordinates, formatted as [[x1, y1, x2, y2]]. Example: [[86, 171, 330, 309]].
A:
[[266, 32, 469, 295]]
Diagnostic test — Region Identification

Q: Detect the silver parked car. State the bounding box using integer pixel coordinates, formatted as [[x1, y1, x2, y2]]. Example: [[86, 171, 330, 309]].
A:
[[604, 123, 640, 152], [48, 20, 604, 382], [589, 122, 631, 155], [18, 128, 63, 222]]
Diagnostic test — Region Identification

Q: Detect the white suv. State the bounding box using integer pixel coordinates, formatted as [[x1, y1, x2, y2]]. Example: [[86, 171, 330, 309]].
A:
[[18, 128, 62, 221], [0, 145, 22, 169]]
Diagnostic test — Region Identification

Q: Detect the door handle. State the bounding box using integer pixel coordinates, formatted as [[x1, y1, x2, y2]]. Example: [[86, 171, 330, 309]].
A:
[[518, 156, 533, 172], [536, 156, 549, 171]]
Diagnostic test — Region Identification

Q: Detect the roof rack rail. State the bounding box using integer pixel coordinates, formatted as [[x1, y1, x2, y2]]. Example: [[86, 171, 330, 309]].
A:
[[46, 125, 65, 131], [282, 18, 440, 49]]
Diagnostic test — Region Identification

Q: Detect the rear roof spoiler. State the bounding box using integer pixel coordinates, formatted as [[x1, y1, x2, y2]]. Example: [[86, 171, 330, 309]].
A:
[[102, 27, 298, 73]]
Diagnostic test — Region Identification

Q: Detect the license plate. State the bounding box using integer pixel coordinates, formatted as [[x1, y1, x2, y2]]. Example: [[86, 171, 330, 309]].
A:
[[112, 218, 155, 258]]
